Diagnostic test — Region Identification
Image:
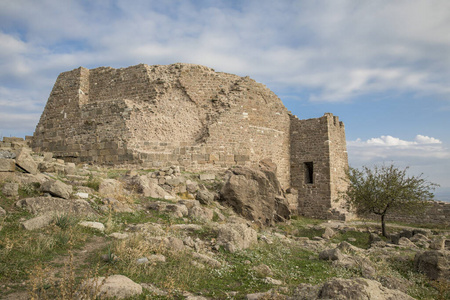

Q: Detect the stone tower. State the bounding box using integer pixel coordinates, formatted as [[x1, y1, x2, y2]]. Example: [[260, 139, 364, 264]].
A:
[[32, 63, 349, 219]]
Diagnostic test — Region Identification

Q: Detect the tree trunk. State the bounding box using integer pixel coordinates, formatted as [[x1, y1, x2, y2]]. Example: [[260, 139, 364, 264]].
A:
[[381, 214, 387, 237]]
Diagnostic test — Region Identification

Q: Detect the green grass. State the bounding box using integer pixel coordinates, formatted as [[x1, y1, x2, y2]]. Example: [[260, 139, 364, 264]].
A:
[[276, 216, 326, 238], [84, 174, 101, 191], [0, 205, 95, 288], [106, 169, 129, 179], [18, 182, 41, 198], [331, 231, 371, 249], [87, 238, 342, 299]]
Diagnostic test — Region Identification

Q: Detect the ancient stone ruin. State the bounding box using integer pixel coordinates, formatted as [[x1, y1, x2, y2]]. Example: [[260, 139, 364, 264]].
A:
[[32, 63, 349, 219]]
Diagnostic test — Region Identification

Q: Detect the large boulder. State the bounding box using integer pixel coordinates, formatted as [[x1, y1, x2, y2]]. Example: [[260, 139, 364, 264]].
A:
[[414, 250, 450, 281], [40, 179, 73, 199], [220, 159, 290, 226]]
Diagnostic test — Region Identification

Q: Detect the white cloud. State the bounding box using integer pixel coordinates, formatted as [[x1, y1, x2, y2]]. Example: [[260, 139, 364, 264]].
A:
[[347, 134, 450, 197], [348, 135, 450, 161]]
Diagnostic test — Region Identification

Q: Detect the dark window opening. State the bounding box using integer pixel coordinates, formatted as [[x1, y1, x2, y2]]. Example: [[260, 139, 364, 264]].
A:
[[304, 162, 314, 184]]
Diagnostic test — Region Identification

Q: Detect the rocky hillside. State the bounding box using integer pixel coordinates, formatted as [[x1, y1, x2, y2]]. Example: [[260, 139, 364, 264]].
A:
[[0, 140, 449, 299]]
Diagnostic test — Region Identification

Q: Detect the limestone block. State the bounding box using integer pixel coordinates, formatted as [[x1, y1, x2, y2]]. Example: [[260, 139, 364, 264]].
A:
[[15, 148, 38, 174], [43, 152, 53, 161], [0, 159, 15, 172], [199, 173, 215, 181], [2, 182, 19, 197], [99, 179, 123, 196], [41, 179, 73, 199], [82, 275, 142, 299], [16, 197, 96, 216], [79, 221, 105, 232], [21, 214, 53, 230]]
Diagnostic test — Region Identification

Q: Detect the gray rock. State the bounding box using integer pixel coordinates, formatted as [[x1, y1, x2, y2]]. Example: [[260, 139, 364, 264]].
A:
[[429, 237, 446, 250], [369, 233, 382, 244], [109, 232, 129, 240], [99, 179, 123, 196], [217, 223, 258, 251], [43, 152, 53, 161], [79, 221, 105, 232], [414, 250, 450, 281], [319, 248, 343, 261], [398, 237, 417, 248], [192, 252, 221, 268], [15, 149, 38, 174], [82, 275, 142, 299], [252, 264, 273, 277], [149, 202, 189, 218], [413, 228, 432, 237], [188, 206, 213, 222], [336, 241, 362, 254], [195, 189, 215, 205], [21, 214, 53, 230], [186, 181, 199, 193], [148, 254, 166, 263], [131, 175, 172, 199], [136, 257, 149, 265], [410, 233, 430, 243], [263, 277, 283, 285], [63, 163, 76, 175], [322, 227, 335, 239], [140, 283, 168, 296], [0, 158, 15, 172], [0, 150, 16, 159], [220, 159, 290, 226], [2, 182, 19, 197], [333, 256, 377, 279], [165, 236, 185, 251], [0, 206, 6, 217], [16, 197, 96, 216], [317, 278, 414, 300], [40, 179, 73, 199], [199, 173, 215, 181]]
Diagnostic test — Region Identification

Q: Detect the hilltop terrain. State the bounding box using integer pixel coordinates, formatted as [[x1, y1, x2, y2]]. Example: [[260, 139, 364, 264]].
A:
[[0, 140, 449, 299]]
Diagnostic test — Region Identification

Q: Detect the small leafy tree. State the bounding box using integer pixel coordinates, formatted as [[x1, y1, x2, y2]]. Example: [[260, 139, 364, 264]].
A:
[[344, 164, 438, 237]]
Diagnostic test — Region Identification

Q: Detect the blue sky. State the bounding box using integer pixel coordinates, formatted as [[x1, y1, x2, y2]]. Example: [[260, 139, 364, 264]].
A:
[[1, 0, 449, 201]]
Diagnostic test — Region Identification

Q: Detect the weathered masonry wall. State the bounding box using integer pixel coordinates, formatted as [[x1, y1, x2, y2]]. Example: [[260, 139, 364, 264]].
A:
[[33, 63, 291, 187], [32, 63, 350, 218], [289, 113, 348, 219]]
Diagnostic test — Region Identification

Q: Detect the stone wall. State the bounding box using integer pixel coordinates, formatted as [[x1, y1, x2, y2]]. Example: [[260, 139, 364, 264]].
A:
[[32, 63, 291, 187], [32, 63, 350, 218], [366, 201, 450, 226], [289, 113, 348, 219]]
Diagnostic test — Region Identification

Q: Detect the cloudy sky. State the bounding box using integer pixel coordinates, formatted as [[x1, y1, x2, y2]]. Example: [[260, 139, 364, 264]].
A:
[[1, 0, 449, 201]]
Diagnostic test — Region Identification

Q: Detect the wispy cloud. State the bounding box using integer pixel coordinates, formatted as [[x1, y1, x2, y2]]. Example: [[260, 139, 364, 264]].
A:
[[1, 0, 450, 105]]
